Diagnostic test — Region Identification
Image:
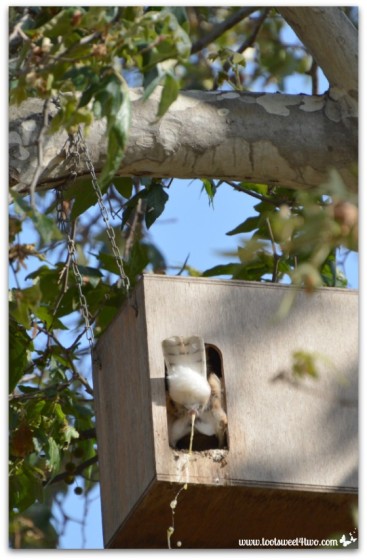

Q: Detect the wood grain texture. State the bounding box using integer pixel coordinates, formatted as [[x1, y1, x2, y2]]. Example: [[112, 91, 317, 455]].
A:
[[92, 289, 156, 546], [93, 275, 358, 548], [108, 482, 357, 548]]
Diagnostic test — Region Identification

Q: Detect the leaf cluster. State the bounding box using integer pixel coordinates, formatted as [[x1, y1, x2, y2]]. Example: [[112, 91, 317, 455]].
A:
[[203, 173, 357, 289]]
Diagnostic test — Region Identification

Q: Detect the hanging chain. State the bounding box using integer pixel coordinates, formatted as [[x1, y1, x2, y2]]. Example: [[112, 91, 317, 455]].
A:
[[76, 126, 130, 292], [55, 126, 130, 349], [68, 228, 96, 349]]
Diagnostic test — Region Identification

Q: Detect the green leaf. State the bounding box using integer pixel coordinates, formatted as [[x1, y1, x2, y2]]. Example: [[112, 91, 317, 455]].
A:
[[10, 285, 42, 328], [145, 185, 169, 229], [9, 321, 33, 393], [95, 252, 122, 276], [142, 72, 166, 101], [201, 179, 216, 207], [112, 177, 133, 199], [239, 182, 269, 196], [124, 242, 150, 279], [75, 265, 103, 287], [121, 189, 146, 227], [165, 6, 188, 27], [292, 351, 319, 379], [53, 403, 66, 424], [45, 437, 60, 472], [9, 467, 43, 513], [33, 306, 67, 330], [27, 400, 46, 425], [65, 66, 98, 91], [29, 8, 80, 39], [157, 73, 179, 117], [18, 385, 39, 394], [79, 80, 101, 108], [202, 263, 243, 277], [226, 216, 261, 236], [68, 180, 97, 219]]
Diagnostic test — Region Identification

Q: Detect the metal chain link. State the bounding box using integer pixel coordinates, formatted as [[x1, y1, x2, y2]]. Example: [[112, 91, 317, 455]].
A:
[[67, 234, 95, 348], [55, 126, 130, 350], [76, 126, 130, 293]]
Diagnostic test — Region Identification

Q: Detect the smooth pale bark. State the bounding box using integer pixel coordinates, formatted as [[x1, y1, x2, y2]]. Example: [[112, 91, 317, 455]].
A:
[[278, 7, 358, 96], [10, 87, 357, 193]]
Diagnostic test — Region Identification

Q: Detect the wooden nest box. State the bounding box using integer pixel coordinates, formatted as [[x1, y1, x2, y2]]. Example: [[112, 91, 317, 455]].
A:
[[92, 275, 358, 549]]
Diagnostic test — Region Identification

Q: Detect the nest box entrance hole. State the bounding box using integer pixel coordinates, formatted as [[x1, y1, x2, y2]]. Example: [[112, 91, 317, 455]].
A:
[[165, 342, 228, 452]]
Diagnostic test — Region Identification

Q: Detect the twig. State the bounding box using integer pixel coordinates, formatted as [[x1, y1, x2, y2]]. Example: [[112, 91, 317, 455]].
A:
[[237, 8, 270, 53], [225, 180, 297, 208], [47, 454, 99, 486], [10, 261, 21, 289], [9, 381, 71, 402], [225, 180, 278, 205], [191, 7, 258, 54], [306, 58, 319, 95], [176, 254, 190, 276], [266, 217, 280, 283]]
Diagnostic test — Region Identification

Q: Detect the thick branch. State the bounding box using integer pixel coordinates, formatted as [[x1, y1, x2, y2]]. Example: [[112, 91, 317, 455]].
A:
[[278, 7, 358, 96], [9, 87, 357, 194]]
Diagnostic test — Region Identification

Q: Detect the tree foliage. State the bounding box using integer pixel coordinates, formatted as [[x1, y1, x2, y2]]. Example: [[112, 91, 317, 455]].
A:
[[8, 6, 358, 548]]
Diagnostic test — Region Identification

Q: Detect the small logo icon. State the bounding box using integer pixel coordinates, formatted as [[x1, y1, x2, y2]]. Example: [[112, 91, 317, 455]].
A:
[[339, 529, 357, 547]]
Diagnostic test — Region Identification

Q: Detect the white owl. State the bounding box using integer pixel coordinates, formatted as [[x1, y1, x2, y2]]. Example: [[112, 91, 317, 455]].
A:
[[162, 336, 228, 448]]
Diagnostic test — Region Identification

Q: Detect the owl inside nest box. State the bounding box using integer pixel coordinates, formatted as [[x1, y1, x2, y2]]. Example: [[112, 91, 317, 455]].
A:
[[92, 274, 358, 549]]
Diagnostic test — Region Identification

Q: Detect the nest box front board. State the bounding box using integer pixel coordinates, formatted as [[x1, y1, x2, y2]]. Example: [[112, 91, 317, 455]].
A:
[[92, 275, 358, 549]]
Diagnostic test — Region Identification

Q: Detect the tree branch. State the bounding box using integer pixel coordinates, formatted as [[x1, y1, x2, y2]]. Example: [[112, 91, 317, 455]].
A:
[[225, 181, 279, 205], [237, 8, 270, 54], [191, 7, 258, 54], [278, 7, 358, 95], [10, 88, 357, 193], [47, 454, 99, 486], [306, 58, 319, 96]]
